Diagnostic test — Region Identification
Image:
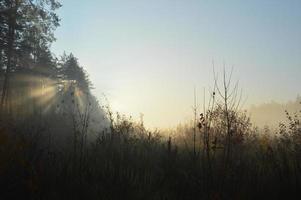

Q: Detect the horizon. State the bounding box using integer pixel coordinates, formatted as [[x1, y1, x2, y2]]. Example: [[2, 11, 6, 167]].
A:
[[51, 0, 301, 128]]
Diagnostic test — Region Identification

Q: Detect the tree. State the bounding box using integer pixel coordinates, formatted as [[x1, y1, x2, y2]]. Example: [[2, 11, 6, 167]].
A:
[[59, 53, 91, 92], [0, 0, 61, 112]]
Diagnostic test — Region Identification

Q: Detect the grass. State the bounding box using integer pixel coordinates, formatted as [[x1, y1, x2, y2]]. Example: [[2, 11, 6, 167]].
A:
[[0, 72, 300, 199], [0, 99, 300, 200]]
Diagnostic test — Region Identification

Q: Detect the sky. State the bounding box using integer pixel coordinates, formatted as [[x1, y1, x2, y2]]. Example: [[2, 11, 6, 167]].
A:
[[51, 0, 301, 128]]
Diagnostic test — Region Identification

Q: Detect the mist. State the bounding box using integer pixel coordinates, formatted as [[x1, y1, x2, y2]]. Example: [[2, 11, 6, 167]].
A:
[[1, 0, 301, 199], [249, 96, 301, 128]]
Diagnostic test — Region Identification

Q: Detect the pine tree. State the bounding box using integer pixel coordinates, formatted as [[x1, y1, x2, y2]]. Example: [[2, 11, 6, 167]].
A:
[[0, 0, 61, 111], [60, 53, 91, 92]]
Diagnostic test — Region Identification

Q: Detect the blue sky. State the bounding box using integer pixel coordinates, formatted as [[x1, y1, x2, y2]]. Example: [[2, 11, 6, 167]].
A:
[[52, 0, 301, 128]]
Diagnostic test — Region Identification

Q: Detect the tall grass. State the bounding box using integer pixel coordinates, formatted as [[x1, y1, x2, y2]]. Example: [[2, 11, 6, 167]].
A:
[[0, 99, 300, 199], [0, 74, 300, 199]]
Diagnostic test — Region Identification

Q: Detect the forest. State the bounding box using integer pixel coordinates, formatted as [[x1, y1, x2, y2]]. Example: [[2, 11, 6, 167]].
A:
[[1, 0, 301, 199]]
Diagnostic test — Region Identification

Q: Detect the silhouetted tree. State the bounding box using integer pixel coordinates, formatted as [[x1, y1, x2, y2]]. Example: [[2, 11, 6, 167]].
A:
[[0, 0, 61, 111], [59, 53, 91, 92]]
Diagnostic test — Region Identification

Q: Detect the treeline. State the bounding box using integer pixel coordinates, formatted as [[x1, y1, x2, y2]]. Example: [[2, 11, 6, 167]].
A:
[[0, 0, 107, 154], [0, 0, 94, 115], [1, 0, 60, 108], [0, 0, 106, 129]]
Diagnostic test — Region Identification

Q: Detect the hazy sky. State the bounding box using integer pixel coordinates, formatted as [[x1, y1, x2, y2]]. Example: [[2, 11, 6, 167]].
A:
[[52, 0, 301, 128]]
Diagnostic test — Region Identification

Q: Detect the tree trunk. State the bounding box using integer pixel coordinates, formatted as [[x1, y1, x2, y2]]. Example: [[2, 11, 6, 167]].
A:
[[1, 2, 17, 113]]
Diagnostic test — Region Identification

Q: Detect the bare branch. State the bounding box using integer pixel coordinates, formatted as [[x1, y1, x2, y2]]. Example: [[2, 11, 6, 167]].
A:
[[212, 63, 225, 99]]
